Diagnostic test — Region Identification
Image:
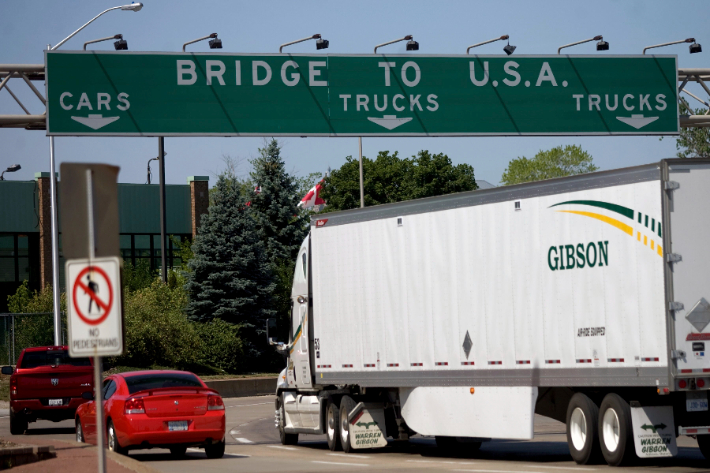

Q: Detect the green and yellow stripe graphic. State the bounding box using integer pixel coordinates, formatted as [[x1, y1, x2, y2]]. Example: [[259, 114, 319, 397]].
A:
[[550, 200, 663, 257]]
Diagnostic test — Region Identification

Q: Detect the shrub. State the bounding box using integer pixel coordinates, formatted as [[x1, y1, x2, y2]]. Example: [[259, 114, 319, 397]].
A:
[[119, 278, 201, 369]]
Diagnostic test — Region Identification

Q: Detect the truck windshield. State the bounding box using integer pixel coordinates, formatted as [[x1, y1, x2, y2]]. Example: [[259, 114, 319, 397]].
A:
[[20, 350, 91, 368], [124, 373, 203, 394]]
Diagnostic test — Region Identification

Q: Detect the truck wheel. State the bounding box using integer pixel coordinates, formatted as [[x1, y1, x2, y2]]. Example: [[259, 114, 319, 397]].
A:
[[598, 393, 634, 466], [339, 395, 357, 453], [565, 393, 602, 464], [697, 435, 710, 460], [277, 395, 298, 445], [326, 399, 342, 451], [9, 409, 27, 435]]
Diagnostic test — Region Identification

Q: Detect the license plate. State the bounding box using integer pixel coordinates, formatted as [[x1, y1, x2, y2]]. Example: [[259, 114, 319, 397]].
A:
[[168, 421, 188, 431], [687, 391, 708, 412], [48, 399, 62, 406]]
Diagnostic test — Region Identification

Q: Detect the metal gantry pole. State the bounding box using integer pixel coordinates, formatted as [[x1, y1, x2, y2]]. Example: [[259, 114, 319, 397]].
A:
[[49, 135, 61, 346], [358, 137, 364, 209], [158, 137, 167, 282]]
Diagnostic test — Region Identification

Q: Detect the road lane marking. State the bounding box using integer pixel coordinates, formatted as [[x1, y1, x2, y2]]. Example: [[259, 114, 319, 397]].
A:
[[235, 438, 253, 443], [225, 402, 272, 408], [312, 461, 368, 467], [328, 453, 371, 459], [267, 445, 298, 451]]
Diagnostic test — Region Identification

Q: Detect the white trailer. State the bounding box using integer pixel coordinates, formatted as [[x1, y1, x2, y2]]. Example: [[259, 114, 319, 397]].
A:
[[270, 159, 710, 465]]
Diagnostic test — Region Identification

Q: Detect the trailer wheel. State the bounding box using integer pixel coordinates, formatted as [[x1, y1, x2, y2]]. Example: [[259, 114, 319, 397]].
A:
[[697, 435, 710, 460], [339, 395, 357, 453], [326, 399, 342, 451], [277, 395, 298, 445], [565, 393, 601, 464], [598, 393, 634, 466]]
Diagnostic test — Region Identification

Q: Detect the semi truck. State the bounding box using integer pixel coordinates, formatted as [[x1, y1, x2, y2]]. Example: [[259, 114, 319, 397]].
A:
[[269, 158, 710, 465]]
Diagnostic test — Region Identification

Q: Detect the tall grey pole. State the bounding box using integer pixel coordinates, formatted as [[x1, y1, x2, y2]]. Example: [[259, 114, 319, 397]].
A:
[[49, 135, 61, 346], [158, 137, 167, 283], [358, 137, 364, 208]]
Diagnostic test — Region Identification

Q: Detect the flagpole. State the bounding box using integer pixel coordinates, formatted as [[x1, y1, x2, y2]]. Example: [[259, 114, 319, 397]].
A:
[[358, 137, 364, 208]]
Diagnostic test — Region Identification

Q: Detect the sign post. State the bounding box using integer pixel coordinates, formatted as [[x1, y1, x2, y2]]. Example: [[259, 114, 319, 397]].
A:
[[60, 163, 122, 473]]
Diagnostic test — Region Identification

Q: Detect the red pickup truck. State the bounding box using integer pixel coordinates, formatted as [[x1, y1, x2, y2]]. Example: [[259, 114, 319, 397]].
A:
[[2, 346, 94, 434]]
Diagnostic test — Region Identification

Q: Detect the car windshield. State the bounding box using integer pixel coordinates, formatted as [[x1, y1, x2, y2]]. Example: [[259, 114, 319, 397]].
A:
[[19, 350, 91, 368], [124, 373, 203, 394]]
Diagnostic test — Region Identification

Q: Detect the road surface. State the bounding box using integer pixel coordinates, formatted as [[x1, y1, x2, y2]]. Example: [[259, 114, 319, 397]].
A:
[[1, 395, 707, 473]]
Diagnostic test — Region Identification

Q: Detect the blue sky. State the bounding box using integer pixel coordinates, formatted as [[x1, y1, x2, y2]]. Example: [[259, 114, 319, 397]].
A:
[[1, 0, 707, 188]]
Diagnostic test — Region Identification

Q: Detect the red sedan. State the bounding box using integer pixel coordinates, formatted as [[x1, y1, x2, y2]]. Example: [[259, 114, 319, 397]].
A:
[[75, 370, 225, 458]]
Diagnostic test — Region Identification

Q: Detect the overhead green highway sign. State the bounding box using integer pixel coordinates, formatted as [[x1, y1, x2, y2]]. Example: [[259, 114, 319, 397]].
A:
[[45, 51, 679, 136]]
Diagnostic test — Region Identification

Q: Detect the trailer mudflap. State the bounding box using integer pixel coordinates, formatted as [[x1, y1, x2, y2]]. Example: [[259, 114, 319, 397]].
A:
[[347, 402, 388, 449], [631, 405, 677, 458]]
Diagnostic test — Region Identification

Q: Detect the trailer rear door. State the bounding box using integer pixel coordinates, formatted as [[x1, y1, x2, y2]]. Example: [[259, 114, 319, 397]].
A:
[[667, 161, 710, 375]]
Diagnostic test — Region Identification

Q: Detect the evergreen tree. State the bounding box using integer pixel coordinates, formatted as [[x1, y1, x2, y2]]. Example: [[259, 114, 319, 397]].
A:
[[185, 174, 275, 360], [249, 139, 309, 266]]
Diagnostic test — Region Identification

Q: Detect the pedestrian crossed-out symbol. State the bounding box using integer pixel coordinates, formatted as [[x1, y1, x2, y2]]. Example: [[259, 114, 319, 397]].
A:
[[72, 265, 113, 326]]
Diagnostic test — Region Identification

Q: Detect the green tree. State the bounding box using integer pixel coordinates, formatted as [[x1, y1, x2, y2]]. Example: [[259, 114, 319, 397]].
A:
[[184, 174, 275, 361], [120, 278, 201, 369], [249, 139, 309, 265], [501, 145, 598, 185], [7, 282, 66, 355], [320, 150, 477, 211], [671, 100, 710, 158], [122, 259, 156, 293]]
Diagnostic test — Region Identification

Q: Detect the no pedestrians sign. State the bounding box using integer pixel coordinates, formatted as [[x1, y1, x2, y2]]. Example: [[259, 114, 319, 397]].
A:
[[66, 257, 123, 357]]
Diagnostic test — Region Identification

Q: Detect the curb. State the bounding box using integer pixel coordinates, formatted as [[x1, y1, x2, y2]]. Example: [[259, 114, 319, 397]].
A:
[[203, 377, 276, 398], [58, 439, 162, 473], [0, 445, 55, 469]]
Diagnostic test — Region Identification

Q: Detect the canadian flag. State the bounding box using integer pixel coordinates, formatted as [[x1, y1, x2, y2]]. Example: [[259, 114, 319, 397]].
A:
[[298, 181, 325, 210]]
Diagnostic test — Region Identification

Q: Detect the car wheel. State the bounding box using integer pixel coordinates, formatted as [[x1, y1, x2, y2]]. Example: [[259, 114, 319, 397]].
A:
[[565, 393, 602, 464], [9, 409, 27, 435], [170, 446, 187, 457], [339, 395, 356, 453], [205, 439, 225, 459], [326, 399, 342, 451], [598, 393, 634, 466], [107, 421, 127, 455], [76, 418, 84, 443], [277, 396, 298, 445]]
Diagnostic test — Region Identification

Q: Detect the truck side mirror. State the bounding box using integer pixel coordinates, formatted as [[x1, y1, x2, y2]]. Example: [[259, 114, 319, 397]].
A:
[[266, 318, 278, 345], [82, 391, 94, 400], [1, 366, 13, 375]]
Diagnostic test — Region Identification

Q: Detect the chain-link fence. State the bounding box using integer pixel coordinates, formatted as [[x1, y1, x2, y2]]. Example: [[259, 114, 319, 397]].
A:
[[0, 313, 66, 365]]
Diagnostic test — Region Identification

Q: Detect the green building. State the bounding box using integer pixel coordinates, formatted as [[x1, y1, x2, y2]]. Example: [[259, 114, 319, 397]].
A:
[[0, 173, 209, 312]]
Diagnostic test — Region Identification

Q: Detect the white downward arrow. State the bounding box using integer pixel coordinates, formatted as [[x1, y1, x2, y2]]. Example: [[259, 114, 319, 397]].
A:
[[71, 114, 120, 130], [616, 114, 659, 130], [367, 115, 413, 130]]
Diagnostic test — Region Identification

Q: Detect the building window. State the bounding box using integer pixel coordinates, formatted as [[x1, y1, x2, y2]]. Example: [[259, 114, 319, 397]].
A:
[[119, 234, 191, 271]]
